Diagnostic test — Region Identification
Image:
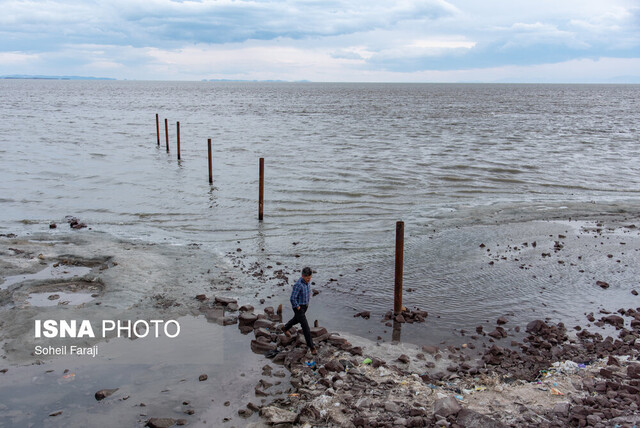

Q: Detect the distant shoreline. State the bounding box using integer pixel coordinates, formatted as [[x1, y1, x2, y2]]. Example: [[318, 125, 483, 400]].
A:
[[0, 75, 116, 80]]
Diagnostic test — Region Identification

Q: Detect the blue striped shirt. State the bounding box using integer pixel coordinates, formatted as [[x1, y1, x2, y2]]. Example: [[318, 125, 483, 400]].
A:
[[290, 277, 311, 308]]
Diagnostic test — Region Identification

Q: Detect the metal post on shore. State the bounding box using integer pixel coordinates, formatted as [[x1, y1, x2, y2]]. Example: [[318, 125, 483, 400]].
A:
[[176, 122, 181, 160], [164, 118, 169, 152], [394, 221, 404, 314], [207, 139, 213, 184], [156, 114, 160, 146], [258, 158, 264, 221]]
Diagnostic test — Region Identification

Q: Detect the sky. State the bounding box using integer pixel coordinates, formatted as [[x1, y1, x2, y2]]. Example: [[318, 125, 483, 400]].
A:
[[0, 0, 639, 82]]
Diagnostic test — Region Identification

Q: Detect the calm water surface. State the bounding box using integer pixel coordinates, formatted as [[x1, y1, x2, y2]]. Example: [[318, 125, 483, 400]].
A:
[[1, 81, 640, 341]]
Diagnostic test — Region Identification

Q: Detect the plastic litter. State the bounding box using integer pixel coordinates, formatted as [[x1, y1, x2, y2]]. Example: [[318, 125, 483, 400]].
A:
[[551, 388, 564, 396], [552, 360, 580, 374], [57, 373, 75, 384], [361, 358, 372, 365], [454, 395, 464, 401], [305, 361, 316, 369]]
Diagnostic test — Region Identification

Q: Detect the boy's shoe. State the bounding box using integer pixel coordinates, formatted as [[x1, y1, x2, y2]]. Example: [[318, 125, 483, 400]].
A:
[[283, 329, 291, 338], [310, 347, 317, 355]]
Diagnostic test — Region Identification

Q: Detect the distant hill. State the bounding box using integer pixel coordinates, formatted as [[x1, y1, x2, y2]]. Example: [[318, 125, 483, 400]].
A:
[[0, 75, 116, 80], [202, 79, 311, 83]]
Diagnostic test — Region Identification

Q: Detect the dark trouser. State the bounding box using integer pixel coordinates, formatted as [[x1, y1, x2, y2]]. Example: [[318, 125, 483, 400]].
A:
[[283, 304, 314, 349]]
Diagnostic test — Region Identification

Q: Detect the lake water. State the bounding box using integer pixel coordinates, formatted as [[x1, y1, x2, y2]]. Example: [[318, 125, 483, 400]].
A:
[[2, 80, 640, 341]]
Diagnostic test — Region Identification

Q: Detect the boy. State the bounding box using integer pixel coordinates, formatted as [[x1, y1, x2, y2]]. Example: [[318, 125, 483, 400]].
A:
[[282, 267, 317, 355]]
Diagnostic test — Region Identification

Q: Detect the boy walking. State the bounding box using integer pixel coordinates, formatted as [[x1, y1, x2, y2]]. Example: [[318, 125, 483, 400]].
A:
[[283, 267, 317, 355]]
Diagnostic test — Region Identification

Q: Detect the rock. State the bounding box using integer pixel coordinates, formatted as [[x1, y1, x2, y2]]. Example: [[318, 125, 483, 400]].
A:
[[422, 345, 439, 355], [349, 346, 363, 356], [264, 306, 275, 315], [214, 296, 237, 306], [603, 315, 624, 328], [222, 316, 237, 326], [95, 388, 118, 401], [488, 329, 504, 339], [385, 402, 401, 413], [632, 290, 639, 296], [260, 406, 296, 424], [596, 281, 610, 289], [198, 374, 208, 381], [310, 327, 328, 337], [395, 314, 406, 323], [434, 396, 462, 417], [239, 312, 258, 326], [250, 340, 277, 353], [327, 335, 349, 346], [239, 305, 254, 312], [526, 319, 547, 334], [146, 418, 176, 428], [176, 420, 187, 426], [354, 311, 371, 319], [627, 364, 640, 379], [247, 402, 260, 412], [195, 294, 207, 301], [497, 317, 508, 325], [456, 409, 506, 428], [49, 223, 57, 229], [553, 402, 570, 416], [254, 327, 272, 339], [397, 354, 410, 364], [324, 359, 345, 372], [253, 319, 275, 329], [49, 410, 62, 417], [371, 357, 386, 368]]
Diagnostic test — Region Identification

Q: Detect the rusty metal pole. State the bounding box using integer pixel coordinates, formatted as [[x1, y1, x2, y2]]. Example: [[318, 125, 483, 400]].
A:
[[164, 118, 169, 152], [176, 121, 181, 160], [394, 221, 404, 314], [207, 139, 213, 184], [156, 114, 160, 146], [258, 158, 264, 220]]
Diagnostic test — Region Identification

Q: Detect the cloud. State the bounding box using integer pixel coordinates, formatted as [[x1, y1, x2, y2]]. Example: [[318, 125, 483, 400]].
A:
[[0, 0, 458, 48], [0, 51, 39, 64], [0, 0, 638, 81]]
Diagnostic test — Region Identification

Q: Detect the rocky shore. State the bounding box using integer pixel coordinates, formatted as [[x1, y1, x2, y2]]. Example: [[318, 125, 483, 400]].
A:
[[190, 293, 640, 428], [2, 217, 640, 427]]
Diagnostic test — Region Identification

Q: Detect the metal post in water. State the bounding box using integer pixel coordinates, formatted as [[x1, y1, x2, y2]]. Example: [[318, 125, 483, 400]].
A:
[[156, 114, 160, 146], [176, 122, 181, 160], [258, 158, 264, 220], [164, 118, 169, 152], [207, 139, 213, 184], [394, 221, 404, 314]]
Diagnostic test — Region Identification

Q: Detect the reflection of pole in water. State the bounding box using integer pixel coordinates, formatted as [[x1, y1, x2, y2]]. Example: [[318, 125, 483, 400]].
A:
[[392, 319, 402, 343]]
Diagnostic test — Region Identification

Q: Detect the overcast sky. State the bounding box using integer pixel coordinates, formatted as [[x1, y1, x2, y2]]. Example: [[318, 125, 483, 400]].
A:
[[1, 0, 639, 82]]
